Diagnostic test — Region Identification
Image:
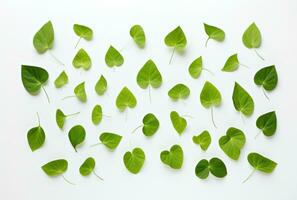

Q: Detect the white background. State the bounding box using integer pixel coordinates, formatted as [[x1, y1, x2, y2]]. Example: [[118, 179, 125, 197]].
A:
[[0, 0, 297, 199]]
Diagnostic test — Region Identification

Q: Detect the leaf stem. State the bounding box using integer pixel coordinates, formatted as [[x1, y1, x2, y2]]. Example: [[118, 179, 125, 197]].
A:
[[41, 86, 50, 103], [75, 37, 82, 49], [49, 51, 65, 66], [36, 112, 40, 126], [148, 86, 151, 103], [181, 115, 194, 119], [169, 47, 176, 64], [240, 63, 249, 68], [93, 171, 104, 181], [262, 87, 270, 100], [242, 169, 256, 183], [202, 68, 214, 76], [254, 131, 261, 139], [240, 112, 245, 124], [205, 37, 210, 47], [254, 50, 265, 61], [90, 143, 103, 148], [62, 175, 76, 185], [210, 107, 217, 128], [103, 114, 111, 118], [131, 125, 143, 134], [66, 112, 80, 117], [62, 95, 76, 100]]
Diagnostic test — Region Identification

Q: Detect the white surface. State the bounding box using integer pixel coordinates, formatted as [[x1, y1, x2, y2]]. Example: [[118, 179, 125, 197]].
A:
[[0, 0, 296, 199]]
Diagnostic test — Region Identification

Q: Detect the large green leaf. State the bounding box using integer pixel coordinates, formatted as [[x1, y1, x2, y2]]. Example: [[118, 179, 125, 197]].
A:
[[130, 25, 145, 48], [168, 83, 190, 101], [73, 24, 93, 48], [221, 54, 239, 72], [42, 159, 68, 176], [21, 65, 49, 94], [54, 70, 68, 88], [55, 109, 79, 129], [242, 22, 262, 49], [160, 144, 183, 169], [188, 56, 203, 79], [92, 105, 103, 125], [105, 45, 124, 67], [74, 82, 87, 102], [68, 125, 86, 152], [232, 82, 254, 116], [33, 21, 54, 53], [79, 157, 95, 176], [254, 65, 278, 91], [200, 81, 221, 108], [203, 23, 225, 47], [192, 130, 211, 151], [137, 59, 162, 89], [170, 111, 187, 134], [27, 114, 45, 151], [123, 147, 145, 174], [256, 111, 277, 137], [195, 158, 227, 179], [99, 132, 122, 150], [95, 75, 107, 96], [72, 48, 92, 70], [116, 87, 137, 111], [142, 113, 159, 136]]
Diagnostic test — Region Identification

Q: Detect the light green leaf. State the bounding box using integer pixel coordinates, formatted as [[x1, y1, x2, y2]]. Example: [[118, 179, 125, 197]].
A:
[[232, 82, 254, 116], [200, 81, 221, 108], [256, 111, 277, 137], [33, 21, 54, 53], [170, 111, 187, 134], [219, 127, 246, 160], [27, 114, 45, 151], [168, 84, 190, 101], [105, 45, 124, 67], [41, 159, 68, 176], [136, 59, 162, 89], [92, 105, 102, 125], [254, 65, 278, 91], [130, 25, 145, 48], [79, 157, 95, 176], [192, 130, 211, 151], [221, 54, 239, 72], [99, 132, 122, 150], [116, 87, 137, 112], [72, 48, 92, 70], [142, 113, 159, 136], [195, 158, 227, 179], [68, 125, 86, 152], [74, 82, 87, 102], [95, 75, 107, 96], [73, 24, 93, 41], [242, 22, 262, 49], [54, 70, 68, 88], [55, 109, 79, 129], [203, 23, 225, 47], [160, 144, 183, 169], [123, 147, 145, 174], [188, 56, 203, 79]]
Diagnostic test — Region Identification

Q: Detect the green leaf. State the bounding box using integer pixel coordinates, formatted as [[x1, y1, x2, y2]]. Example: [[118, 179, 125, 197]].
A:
[[33, 21, 54, 53], [21, 65, 49, 94], [256, 111, 277, 137], [254, 65, 278, 91], [195, 158, 227, 179], [136, 59, 162, 89], [54, 70, 68, 88], [105, 45, 124, 67], [42, 159, 68, 176], [130, 25, 145, 48], [116, 87, 137, 111], [74, 82, 87, 102], [232, 82, 254, 116], [68, 125, 86, 152], [123, 147, 145, 174], [164, 26, 187, 49], [73, 24, 93, 40], [200, 81, 221, 108], [79, 157, 95, 176], [168, 83, 190, 101], [142, 113, 159, 136], [27, 114, 45, 151], [192, 130, 211, 151], [55, 109, 79, 129], [219, 127, 246, 160], [72, 48, 92, 70], [188, 56, 203, 79], [247, 153, 277, 173], [95, 75, 107, 96], [221, 54, 239, 72], [92, 104, 102, 125], [160, 144, 183, 169], [203, 23, 225, 47], [170, 111, 187, 134], [99, 132, 122, 150], [242, 22, 262, 49]]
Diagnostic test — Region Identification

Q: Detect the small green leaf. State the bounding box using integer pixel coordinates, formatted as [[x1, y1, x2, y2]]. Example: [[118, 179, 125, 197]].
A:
[[170, 111, 187, 134], [142, 113, 159, 136], [232, 82, 254, 116], [79, 157, 95, 176], [95, 75, 107, 96], [74, 82, 87, 102], [203, 23, 225, 47], [42, 159, 68, 176], [219, 127, 246, 160], [73, 24, 93, 40], [130, 25, 145, 48], [105, 45, 124, 67], [242, 22, 262, 49], [160, 144, 183, 169], [123, 147, 145, 174], [192, 130, 211, 151], [188, 56, 203, 79], [27, 114, 45, 151], [168, 84, 190, 101], [54, 70, 68, 88], [200, 81, 221, 108], [137, 59, 162, 89], [21, 65, 49, 94], [256, 111, 277, 137], [195, 159, 209, 179], [254, 65, 278, 91], [99, 132, 122, 150], [92, 105, 102, 125], [116, 87, 137, 112], [68, 125, 86, 152], [221, 54, 239, 72], [55, 109, 79, 129], [195, 158, 227, 179], [72, 48, 92, 70], [33, 21, 54, 53]]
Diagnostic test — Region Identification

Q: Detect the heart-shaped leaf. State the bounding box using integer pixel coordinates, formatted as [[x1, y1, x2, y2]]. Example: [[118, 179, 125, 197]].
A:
[[195, 158, 227, 179], [203, 23, 225, 47], [256, 111, 277, 136], [27, 113, 45, 151], [137, 59, 162, 89], [95, 75, 107, 96], [42, 159, 68, 176], [105, 45, 124, 67], [221, 54, 239, 72], [116, 87, 137, 111], [72, 48, 92, 70], [123, 147, 145, 174], [56, 109, 79, 129], [54, 70, 68, 88], [130, 25, 145, 48], [92, 105, 103, 125], [219, 127, 246, 160], [33, 21, 54, 54], [142, 113, 159, 136], [68, 125, 86, 152], [254, 65, 278, 91], [192, 130, 211, 151], [160, 144, 183, 169], [79, 157, 95, 176], [170, 111, 187, 134], [168, 83, 190, 101], [74, 82, 87, 102], [242, 22, 262, 49], [99, 132, 122, 150], [232, 82, 254, 116], [73, 24, 93, 48], [188, 56, 203, 79]]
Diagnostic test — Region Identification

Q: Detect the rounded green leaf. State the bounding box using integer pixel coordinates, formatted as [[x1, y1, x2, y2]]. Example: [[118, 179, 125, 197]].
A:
[[188, 56, 203, 79], [95, 75, 107, 96], [99, 132, 122, 150], [168, 83, 190, 101], [232, 82, 254, 116], [123, 147, 145, 174], [73, 24, 93, 40], [54, 70, 68, 88], [170, 111, 187, 134], [68, 125, 86, 152], [72, 48, 92, 70], [195, 159, 210, 179], [136, 59, 162, 89], [209, 158, 227, 178], [41, 159, 68, 176], [27, 117, 46, 152], [160, 144, 183, 169], [204, 23, 225, 46], [256, 111, 277, 136], [221, 54, 239, 72], [130, 25, 145, 48], [192, 130, 211, 151], [164, 26, 187, 49], [74, 82, 87, 102], [33, 21, 54, 53], [56, 109, 66, 129], [116, 87, 137, 112], [242, 22, 262, 49], [247, 152, 277, 173], [105, 45, 124, 67], [21, 65, 49, 94], [79, 157, 95, 176], [254, 65, 278, 91], [200, 81, 221, 108], [92, 105, 102, 125], [142, 113, 159, 136], [219, 127, 246, 160]]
